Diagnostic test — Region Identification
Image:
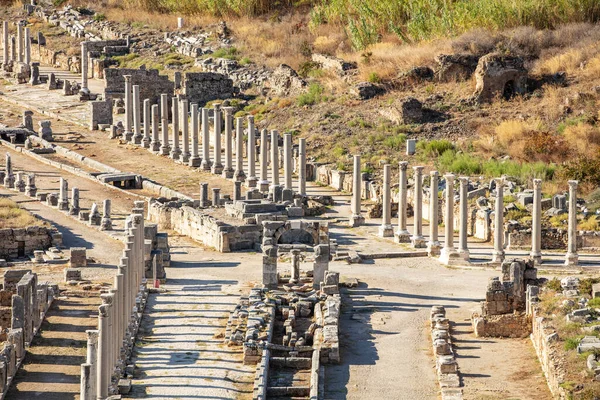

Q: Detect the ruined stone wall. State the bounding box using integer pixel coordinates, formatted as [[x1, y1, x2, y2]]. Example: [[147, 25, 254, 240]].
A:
[[31, 43, 80, 73], [103, 68, 174, 104], [507, 229, 600, 250], [181, 72, 235, 106], [473, 313, 531, 338], [531, 312, 569, 399], [0, 227, 54, 260], [147, 202, 261, 252]]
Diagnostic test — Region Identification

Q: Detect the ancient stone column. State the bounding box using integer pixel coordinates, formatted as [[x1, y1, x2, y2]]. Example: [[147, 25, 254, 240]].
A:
[[298, 138, 306, 196], [3, 153, 13, 188], [150, 104, 160, 152], [349, 155, 365, 227], [101, 199, 112, 231], [169, 97, 181, 160], [159, 94, 170, 156], [81, 364, 93, 400], [222, 107, 234, 178], [270, 130, 280, 186], [394, 161, 410, 243], [531, 179, 542, 265], [199, 182, 209, 207], [85, 329, 98, 400], [565, 180, 579, 266], [96, 304, 109, 400], [411, 166, 426, 248], [2, 21, 8, 68], [9, 35, 15, 62], [458, 177, 470, 261], [142, 99, 151, 148], [25, 174, 36, 197], [123, 75, 133, 141], [212, 187, 220, 206], [246, 115, 257, 188], [200, 107, 211, 170], [80, 42, 89, 94], [492, 178, 505, 264], [427, 171, 441, 256], [259, 129, 269, 192], [189, 103, 201, 167], [23, 27, 30, 65], [131, 85, 143, 145], [16, 24, 22, 63], [283, 133, 293, 191], [69, 187, 80, 215], [379, 164, 394, 237], [440, 174, 460, 265], [234, 117, 246, 182], [233, 181, 242, 201], [290, 249, 300, 284], [211, 104, 223, 174], [59, 178, 69, 210], [180, 99, 190, 163]]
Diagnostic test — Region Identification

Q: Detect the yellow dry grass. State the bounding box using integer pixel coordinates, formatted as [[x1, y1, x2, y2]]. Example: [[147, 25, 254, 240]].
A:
[[563, 123, 600, 158], [0, 197, 44, 229]]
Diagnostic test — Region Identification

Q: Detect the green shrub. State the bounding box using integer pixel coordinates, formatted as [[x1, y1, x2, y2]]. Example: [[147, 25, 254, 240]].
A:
[[418, 139, 455, 157], [212, 47, 239, 60], [239, 57, 252, 66], [588, 297, 600, 308], [93, 13, 106, 22], [383, 134, 407, 151], [546, 277, 562, 292], [368, 72, 380, 83], [580, 278, 600, 297], [564, 336, 582, 351], [297, 83, 324, 106], [298, 61, 320, 78]]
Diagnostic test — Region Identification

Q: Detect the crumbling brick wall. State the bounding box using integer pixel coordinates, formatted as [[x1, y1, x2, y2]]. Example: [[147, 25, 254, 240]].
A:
[[0, 227, 53, 260]]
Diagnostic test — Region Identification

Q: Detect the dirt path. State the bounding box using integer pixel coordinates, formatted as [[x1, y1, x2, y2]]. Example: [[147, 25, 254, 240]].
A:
[[6, 295, 101, 400]]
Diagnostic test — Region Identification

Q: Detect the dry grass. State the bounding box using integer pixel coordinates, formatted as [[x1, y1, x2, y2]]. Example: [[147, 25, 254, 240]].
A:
[[563, 123, 600, 158], [0, 197, 44, 229]]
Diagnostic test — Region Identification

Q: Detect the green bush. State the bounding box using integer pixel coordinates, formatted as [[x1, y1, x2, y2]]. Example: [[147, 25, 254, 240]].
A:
[[368, 72, 380, 83], [212, 47, 239, 60], [93, 13, 106, 22], [546, 277, 562, 292], [297, 83, 324, 106], [383, 134, 407, 151], [580, 278, 600, 297], [564, 336, 582, 351], [588, 297, 600, 308], [418, 139, 455, 157]]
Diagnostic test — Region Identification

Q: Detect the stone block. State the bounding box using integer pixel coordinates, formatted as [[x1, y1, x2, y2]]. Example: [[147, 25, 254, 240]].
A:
[[69, 247, 87, 268]]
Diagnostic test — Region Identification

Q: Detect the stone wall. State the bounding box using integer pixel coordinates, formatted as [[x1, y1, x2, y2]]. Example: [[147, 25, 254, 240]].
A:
[[530, 312, 568, 399], [148, 200, 261, 252], [0, 226, 56, 260], [89, 99, 113, 130], [507, 229, 600, 251], [103, 68, 174, 104], [180, 72, 236, 106], [31, 42, 80, 73]]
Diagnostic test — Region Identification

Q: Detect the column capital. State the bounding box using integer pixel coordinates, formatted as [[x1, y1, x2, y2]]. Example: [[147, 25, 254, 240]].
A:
[[458, 176, 469, 184], [568, 180, 578, 189], [213, 103, 221, 111], [430, 170, 439, 178], [533, 179, 542, 189], [123, 74, 132, 82], [222, 106, 234, 115], [85, 329, 99, 342], [100, 293, 114, 306], [493, 177, 504, 187], [413, 165, 424, 173], [399, 161, 408, 171], [98, 304, 109, 317], [247, 115, 254, 123], [444, 173, 455, 181]]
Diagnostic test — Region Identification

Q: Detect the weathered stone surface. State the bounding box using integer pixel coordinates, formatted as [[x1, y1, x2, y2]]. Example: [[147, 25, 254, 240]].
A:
[[473, 54, 528, 103]]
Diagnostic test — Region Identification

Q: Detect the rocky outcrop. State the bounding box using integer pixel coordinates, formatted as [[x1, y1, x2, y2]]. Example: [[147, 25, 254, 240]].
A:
[[473, 54, 528, 102], [435, 54, 479, 82], [269, 64, 307, 96]]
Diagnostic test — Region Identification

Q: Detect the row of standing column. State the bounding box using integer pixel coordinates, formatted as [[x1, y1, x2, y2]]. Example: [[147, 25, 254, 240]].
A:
[[121, 81, 308, 196], [2, 22, 31, 66]]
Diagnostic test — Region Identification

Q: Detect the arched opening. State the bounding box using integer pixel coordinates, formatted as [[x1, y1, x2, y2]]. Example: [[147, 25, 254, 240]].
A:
[[277, 229, 315, 245], [503, 80, 515, 100]]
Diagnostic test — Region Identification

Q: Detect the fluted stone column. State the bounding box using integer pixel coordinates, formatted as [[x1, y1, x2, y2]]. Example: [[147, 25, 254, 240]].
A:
[[142, 99, 151, 148], [411, 166, 426, 248], [394, 161, 410, 243], [200, 107, 211, 170], [298, 138, 306, 196], [349, 154, 364, 227], [427, 171, 441, 256], [69, 187, 80, 215], [492, 178, 505, 264], [180, 99, 190, 162], [260, 129, 269, 192], [234, 117, 245, 182], [531, 179, 542, 265], [211, 104, 223, 174], [222, 107, 234, 178], [23, 27, 30, 65], [170, 97, 181, 160], [59, 178, 68, 210], [131, 85, 143, 144], [458, 177, 470, 261], [159, 94, 170, 156], [565, 180, 579, 266], [379, 164, 393, 237], [150, 104, 160, 152], [2, 22, 8, 69], [246, 115, 257, 188], [270, 130, 280, 187], [189, 103, 201, 167], [440, 174, 461, 265], [283, 133, 293, 190], [80, 42, 89, 94], [123, 75, 133, 141], [16, 24, 22, 63]]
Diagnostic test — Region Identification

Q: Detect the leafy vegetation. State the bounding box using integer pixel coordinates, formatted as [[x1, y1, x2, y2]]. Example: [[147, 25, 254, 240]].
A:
[[297, 83, 324, 106]]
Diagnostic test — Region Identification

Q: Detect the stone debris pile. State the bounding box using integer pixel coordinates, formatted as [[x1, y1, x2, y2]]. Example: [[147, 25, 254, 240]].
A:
[[430, 306, 463, 400]]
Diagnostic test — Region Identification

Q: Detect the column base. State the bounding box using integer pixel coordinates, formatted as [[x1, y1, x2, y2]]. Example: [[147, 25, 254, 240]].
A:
[[491, 250, 505, 264], [201, 160, 212, 171], [211, 163, 224, 175], [235, 170, 246, 182], [565, 251, 578, 267], [150, 141, 160, 152], [348, 214, 365, 228], [439, 247, 463, 265], [142, 138, 151, 149], [411, 235, 427, 249], [427, 241, 441, 257], [379, 224, 394, 238], [246, 177, 258, 188], [170, 149, 181, 160], [58, 201, 68, 211], [222, 167, 234, 179], [124, 131, 133, 141], [181, 153, 190, 163], [132, 134, 143, 145], [394, 230, 411, 243], [159, 145, 170, 156], [530, 251, 542, 265], [189, 157, 202, 167], [459, 249, 470, 261]]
